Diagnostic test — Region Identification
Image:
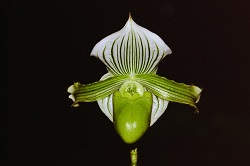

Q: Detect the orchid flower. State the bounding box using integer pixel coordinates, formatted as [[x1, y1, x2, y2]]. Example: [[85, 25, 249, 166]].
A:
[[67, 14, 202, 144]]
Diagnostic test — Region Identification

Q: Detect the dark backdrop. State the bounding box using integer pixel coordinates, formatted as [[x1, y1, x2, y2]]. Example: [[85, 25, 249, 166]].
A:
[[4, 0, 250, 165]]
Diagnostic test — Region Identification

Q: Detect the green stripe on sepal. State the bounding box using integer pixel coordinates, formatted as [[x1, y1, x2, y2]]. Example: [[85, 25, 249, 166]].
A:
[[134, 74, 202, 112], [90, 14, 172, 75], [69, 75, 129, 105]]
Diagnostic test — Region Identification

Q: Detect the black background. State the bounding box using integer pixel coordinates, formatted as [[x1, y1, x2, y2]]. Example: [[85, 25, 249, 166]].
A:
[[3, 0, 250, 165]]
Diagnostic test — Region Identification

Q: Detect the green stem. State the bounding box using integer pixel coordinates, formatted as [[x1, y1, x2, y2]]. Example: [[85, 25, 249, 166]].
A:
[[130, 148, 138, 166]]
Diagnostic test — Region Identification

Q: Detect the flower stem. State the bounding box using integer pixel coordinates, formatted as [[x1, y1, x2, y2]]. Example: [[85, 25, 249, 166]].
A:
[[130, 148, 138, 166]]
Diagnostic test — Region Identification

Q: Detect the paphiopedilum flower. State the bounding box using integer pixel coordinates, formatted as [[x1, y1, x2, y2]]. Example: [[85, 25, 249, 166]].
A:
[[67, 14, 202, 144]]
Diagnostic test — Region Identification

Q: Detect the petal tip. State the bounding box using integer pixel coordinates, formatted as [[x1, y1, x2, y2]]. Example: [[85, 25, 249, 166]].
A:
[[192, 86, 202, 103], [71, 103, 79, 107], [67, 85, 75, 93], [128, 12, 132, 20], [69, 94, 75, 102]]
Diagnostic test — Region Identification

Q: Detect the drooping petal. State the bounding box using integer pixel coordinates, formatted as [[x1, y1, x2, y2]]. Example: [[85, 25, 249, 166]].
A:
[[135, 74, 202, 113], [90, 14, 172, 76], [68, 75, 129, 106], [150, 94, 169, 126], [97, 94, 114, 122], [97, 73, 114, 121]]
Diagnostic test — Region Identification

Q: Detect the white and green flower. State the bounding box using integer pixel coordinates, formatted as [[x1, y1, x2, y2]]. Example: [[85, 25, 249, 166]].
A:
[[67, 14, 202, 144]]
